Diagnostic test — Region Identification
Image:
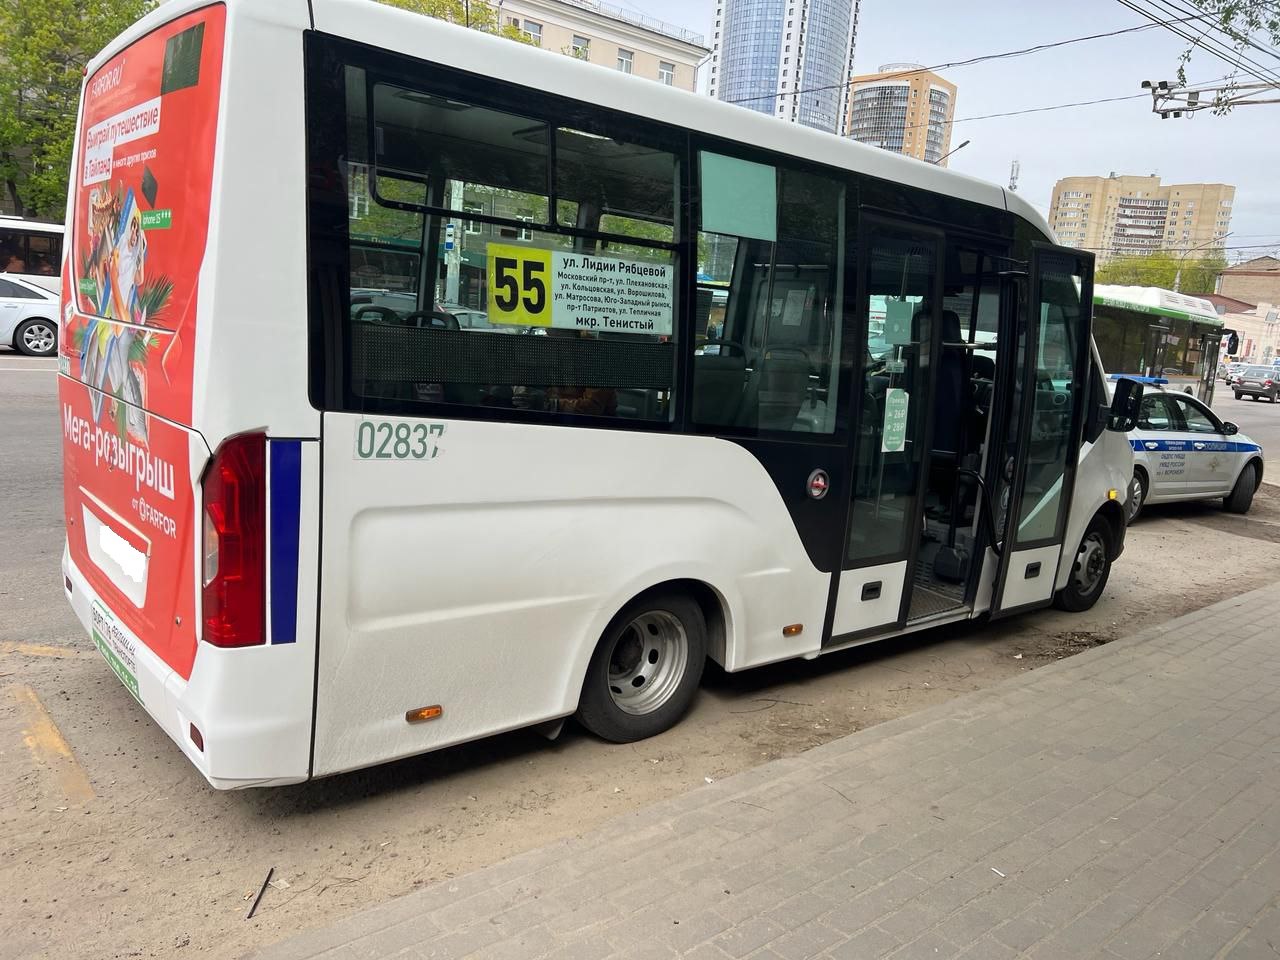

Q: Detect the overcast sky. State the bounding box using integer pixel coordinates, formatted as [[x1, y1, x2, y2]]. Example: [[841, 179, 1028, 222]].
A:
[[629, 0, 1279, 262]]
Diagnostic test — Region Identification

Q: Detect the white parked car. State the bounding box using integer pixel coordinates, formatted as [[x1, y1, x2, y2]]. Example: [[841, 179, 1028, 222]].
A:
[[1127, 386, 1263, 521], [0, 275, 59, 356]]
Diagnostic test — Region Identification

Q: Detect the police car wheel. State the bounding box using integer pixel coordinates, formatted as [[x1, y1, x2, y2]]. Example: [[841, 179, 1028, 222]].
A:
[[1053, 519, 1112, 613], [1224, 462, 1258, 515], [1127, 471, 1147, 523], [576, 589, 707, 743]]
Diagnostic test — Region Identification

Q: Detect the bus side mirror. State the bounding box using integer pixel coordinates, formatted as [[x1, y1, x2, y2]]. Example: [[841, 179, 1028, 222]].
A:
[[1107, 378, 1143, 432]]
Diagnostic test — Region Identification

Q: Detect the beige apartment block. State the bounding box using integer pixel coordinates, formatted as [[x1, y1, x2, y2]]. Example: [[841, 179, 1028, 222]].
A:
[[497, 0, 708, 92], [1048, 173, 1234, 261], [844, 64, 957, 165]]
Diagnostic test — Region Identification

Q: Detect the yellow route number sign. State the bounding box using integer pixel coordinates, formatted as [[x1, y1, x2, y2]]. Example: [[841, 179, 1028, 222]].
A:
[[487, 244, 552, 327]]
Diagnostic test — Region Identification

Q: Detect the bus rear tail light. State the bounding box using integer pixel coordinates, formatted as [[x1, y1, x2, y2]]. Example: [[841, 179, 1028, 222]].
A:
[[202, 433, 266, 648]]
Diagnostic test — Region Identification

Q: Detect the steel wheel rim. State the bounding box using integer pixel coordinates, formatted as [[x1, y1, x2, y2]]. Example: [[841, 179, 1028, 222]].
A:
[[1128, 475, 1144, 522], [1073, 533, 1107, 596], [22, 322, 55, 353], [607, 611, 688, 716]]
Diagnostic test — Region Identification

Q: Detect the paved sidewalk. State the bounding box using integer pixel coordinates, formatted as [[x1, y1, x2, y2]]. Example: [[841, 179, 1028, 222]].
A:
[[249, 585, 1280, 960]]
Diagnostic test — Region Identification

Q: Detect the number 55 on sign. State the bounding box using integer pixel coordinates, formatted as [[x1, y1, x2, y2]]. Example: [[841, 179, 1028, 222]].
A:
[[487, 244, 552, 327]]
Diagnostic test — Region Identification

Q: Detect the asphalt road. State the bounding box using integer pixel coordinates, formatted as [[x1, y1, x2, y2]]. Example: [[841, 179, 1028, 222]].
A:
[[0, 352, 76, 644], [4, 346, 1280, 960], [1210, 382, 1280, 473]]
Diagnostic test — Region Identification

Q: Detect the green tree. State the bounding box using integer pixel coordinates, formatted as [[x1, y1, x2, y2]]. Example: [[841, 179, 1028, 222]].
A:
[[377, 0, 533, 43], [1095, 249, 1227, 294], [1175, 2, 1280, 87], [0, 0, 152, 218]]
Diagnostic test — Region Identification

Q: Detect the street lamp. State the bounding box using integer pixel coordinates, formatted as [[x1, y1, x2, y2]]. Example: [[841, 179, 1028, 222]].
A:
[[1173, 231, 1232, 293], [930, 139, 970, 165]]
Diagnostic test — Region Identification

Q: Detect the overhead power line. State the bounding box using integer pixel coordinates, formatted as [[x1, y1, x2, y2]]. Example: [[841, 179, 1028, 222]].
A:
[[726, 15, 1213, 106], [894, 71, 1236, 132], [1074, 241, 1280, 253], [1146, 0, 1280, 67], [1112, 0, 1280, 87], [909, 93, 1145, 128]]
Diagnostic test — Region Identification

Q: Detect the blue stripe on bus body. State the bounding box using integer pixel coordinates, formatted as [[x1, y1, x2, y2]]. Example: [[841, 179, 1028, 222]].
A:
[[269, 440, 303, 645], [1130, 438, 1262, 454]]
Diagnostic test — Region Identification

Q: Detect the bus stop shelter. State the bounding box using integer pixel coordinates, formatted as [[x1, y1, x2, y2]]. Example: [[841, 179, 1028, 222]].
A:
[[1091, 284, 1224, 403]]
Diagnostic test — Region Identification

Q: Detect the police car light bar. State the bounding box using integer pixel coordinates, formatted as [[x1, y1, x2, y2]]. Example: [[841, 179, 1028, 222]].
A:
[[1109, 374, 1168, 385]]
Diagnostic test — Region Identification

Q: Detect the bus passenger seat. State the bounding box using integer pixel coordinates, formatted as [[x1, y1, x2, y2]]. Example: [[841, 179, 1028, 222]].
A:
[[693, 353, 747, 426], [970, 353, 996, 413], [616, 388, 656, 419], [751, 350, 810, 430]]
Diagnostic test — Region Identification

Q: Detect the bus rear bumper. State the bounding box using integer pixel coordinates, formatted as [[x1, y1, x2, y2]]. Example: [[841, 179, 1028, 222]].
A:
[[62, 544, 311, 790]]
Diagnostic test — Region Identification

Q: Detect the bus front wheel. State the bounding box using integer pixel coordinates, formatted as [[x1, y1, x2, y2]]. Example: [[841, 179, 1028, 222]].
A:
[[1053, 518, 1113, 613], [577, 589, 707, 743]]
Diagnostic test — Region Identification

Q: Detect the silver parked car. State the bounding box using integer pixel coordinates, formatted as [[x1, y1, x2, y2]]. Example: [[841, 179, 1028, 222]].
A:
[[0, 275, 59, 356], [1231, 365, 1280, 402]]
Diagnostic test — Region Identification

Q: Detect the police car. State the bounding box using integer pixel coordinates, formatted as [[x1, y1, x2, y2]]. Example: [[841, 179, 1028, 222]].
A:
[[1126, 380, 1264, 521]]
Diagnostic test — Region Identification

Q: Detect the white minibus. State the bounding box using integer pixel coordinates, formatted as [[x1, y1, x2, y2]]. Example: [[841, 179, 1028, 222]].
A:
[[60, 0, 1139, 788]]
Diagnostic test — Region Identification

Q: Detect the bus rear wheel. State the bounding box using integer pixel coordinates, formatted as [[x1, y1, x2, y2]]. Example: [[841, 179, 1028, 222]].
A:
[[577, 590, 707, 743]]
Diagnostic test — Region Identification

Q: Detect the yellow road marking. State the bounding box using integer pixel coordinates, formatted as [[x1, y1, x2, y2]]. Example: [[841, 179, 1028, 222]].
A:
[[0, 641, 93, 660], [9, 684, 95, 804]]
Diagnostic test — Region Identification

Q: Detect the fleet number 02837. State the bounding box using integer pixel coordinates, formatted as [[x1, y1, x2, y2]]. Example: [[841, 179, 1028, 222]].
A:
[[355, 420, 445, 460]]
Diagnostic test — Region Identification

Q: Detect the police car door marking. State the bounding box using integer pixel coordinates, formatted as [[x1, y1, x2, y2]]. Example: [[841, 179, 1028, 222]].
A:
[[1131, 439, 1261, 454]]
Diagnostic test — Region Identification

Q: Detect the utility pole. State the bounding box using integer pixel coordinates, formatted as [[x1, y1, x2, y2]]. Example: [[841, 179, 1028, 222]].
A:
[[1173, 232, 1232, 294], [445, 179, 463, 305], [1142, 79, 1280, 117]]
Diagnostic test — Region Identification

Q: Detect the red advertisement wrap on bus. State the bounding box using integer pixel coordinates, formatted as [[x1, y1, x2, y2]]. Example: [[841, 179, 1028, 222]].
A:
[[60, 5, 226, 682]]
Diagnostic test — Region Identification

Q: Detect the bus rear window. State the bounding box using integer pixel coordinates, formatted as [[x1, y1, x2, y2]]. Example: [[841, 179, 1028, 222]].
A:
[[328, 62, 681, 422]]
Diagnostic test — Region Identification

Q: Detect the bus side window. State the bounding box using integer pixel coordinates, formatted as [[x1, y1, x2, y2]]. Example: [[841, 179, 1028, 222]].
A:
[[341, 66, 681, 421], [692, 153, 845, 434]]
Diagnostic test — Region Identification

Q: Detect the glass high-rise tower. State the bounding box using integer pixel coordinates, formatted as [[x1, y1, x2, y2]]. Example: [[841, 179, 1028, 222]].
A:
[[706, 0, 861, 134]]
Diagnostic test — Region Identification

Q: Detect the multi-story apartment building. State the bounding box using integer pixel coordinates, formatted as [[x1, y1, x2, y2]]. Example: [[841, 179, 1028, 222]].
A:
[[1048, 174, 1234, 261], [498, 0, 707, 92], [707, 0, 861, 134], [844, 64, 956, 165]]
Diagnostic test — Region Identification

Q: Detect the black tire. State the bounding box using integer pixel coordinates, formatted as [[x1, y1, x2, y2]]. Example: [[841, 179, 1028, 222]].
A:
[[1234, 391, 1242, 400], [576, 589, 707, 743], [1224, 462, 1258, 514], [1127, 469, 1148, 524], [1054, 517, 1113, 612], [14, 318, 57, 357]]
